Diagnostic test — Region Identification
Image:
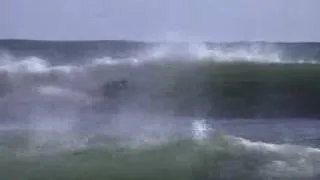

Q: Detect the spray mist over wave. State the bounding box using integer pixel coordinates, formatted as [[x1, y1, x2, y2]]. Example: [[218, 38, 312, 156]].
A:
[[135, 42, 318, 64]]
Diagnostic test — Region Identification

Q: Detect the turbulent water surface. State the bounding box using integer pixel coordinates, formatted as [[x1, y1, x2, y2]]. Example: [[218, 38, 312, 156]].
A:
[[0, 40, 320, 179]]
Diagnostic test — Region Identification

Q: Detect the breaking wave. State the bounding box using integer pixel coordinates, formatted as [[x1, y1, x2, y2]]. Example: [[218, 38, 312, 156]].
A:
[[0, 40, 320, 179]]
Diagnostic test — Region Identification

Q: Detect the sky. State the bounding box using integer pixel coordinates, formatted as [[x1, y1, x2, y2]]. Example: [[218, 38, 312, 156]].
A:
[[1, 0, 319, 42]]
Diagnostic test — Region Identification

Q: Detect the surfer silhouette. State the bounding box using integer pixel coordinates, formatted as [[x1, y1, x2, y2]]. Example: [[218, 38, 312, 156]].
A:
[[101, 79, 128, 98], [0, 72, 12, 97], [88, 79, 129, 113], [77, 79, 129, 131]]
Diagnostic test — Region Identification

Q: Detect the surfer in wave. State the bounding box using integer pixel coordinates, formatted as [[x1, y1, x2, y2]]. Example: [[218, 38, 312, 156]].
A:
[[87, 79, 129, 113], [77, 79, 129, 132], [101, 79, 128, 99]]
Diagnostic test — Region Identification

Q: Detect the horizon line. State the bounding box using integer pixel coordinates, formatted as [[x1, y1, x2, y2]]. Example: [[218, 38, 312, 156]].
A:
[[1, 38, 320, 44]]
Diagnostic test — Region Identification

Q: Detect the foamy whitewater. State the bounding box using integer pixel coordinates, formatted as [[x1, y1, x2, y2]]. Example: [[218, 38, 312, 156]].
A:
[[0, 40, 320, 179]]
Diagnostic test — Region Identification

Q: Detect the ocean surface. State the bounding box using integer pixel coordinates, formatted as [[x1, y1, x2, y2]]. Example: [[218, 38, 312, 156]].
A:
[[0, 39, 320, 179]]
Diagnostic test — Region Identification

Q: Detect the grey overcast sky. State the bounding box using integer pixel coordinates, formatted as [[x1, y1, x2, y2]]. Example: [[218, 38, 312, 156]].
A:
[[1, 0, 319, 42]]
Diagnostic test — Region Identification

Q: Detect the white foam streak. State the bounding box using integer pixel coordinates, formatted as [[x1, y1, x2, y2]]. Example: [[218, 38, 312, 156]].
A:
[[0, 57, 49, 73], [91, 57, 119, 66], [219, 131, 320, 177], [36, 85, 88, 100], [208, 49, 282, 63], [189, 118, 320, 177], [0, 56, 80, 75]]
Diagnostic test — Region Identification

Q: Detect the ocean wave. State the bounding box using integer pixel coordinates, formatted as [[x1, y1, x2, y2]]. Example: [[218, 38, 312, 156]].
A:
[[1, 40, 320, 179], [0, 52, 320, 120]]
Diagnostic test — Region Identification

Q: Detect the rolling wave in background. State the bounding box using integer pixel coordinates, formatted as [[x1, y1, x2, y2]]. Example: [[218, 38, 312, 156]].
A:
[[0, 40, 320, 179]]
